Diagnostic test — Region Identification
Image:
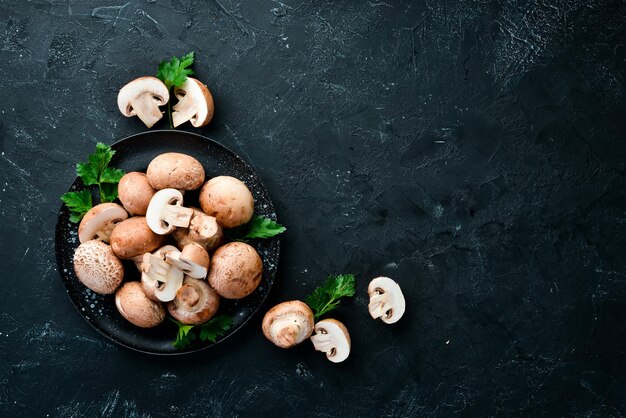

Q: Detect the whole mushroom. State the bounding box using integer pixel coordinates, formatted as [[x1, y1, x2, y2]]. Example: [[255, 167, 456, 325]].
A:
[[146, 152, 205, 191], [199, 176, 254, 228], [117, 172, 156, 216], [73, 240, 124, 294], [310, 319, 351, 363], [115, 281, 166, 328], [262, 301, 314, 348], [172, 77, 215, 128], [172, 208, 224, 253], [207, 242, 263, 299], [78, 203, 128, 244], [367, 277, 406, 324], [117, 77, 169, 128], [109, 216, 165, 260], [167, 277, 220, 325]]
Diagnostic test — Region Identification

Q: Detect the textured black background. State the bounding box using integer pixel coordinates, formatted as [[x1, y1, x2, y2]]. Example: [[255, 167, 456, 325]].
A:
[[1, 0, 625, 416]]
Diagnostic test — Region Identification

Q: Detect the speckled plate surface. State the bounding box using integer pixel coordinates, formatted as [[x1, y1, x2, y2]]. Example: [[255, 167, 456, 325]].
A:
[[55, 130, 280, 355]]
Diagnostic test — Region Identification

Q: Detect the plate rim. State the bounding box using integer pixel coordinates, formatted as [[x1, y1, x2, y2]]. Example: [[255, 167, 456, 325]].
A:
[[54, 130, 280, 356]]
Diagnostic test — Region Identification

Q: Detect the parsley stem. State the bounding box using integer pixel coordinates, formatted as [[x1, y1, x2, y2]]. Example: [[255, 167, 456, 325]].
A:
[[167, 92, 173, 129]]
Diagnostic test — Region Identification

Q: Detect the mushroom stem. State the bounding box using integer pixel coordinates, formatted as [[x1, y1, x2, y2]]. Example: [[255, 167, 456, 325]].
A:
[[172, 99, 198, 128], [309, 333, 333, 352], [131, 94, 163, 129], [368, 294, 387, 319], [161, 204, 194, 229]]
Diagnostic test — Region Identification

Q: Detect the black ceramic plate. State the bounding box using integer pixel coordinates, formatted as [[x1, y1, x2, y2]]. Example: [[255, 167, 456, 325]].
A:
[[55, 130, 279, 355]]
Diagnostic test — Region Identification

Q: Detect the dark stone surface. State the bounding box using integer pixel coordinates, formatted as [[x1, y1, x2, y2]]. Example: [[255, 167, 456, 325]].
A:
[[0, 0, 625, 416]]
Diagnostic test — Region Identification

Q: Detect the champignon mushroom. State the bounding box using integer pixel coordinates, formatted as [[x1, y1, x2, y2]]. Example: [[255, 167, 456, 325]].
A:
[[367, 276, 406, 324], [141, 246, 184, 302], [199, 176, 254, 228], [207, 242, 263, 299], [109, 216, 165, 259], [117, 76, 169, 128], [172, 208, 224, 253], [167, 277, 220, 325], [164, 243, 210, 279], [262, 301, 314, 348], [73, 240, 124, 294], [145, 188, 194, 235], [146, 152, 205, 191], [115, 281, 166, 328], [117, 172, 156, 216], [172, 77, 214, 128], [78, 203, 128, 244], [310, 319, 351, 363]]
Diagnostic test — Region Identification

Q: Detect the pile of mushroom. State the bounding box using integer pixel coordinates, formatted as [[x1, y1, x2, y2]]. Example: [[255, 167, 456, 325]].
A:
[[117, 77, 214, 128], [72, 151, 264, 333]]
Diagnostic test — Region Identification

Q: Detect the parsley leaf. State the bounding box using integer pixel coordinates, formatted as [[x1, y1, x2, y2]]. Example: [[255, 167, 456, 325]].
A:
[[157, 51, 195, 89], [171, 315, 232, 349], [61, 143, 125, 221], [305, 274, 356, 320], [60, 190, 93, 223], [227, 216, 286, 242], [198, 315, 233, 343]]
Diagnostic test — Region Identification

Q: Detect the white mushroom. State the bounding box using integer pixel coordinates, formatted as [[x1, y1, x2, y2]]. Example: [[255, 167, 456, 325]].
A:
[[141, 246, 184, 302], [117, 76, 169, 128], [310, 319, 351, 363], [172, 77, 214, 128], [367, 276, 406, 324], [145, 188, 194, 235], [78, 203, 128, 244], [164, 243, 210, 279]]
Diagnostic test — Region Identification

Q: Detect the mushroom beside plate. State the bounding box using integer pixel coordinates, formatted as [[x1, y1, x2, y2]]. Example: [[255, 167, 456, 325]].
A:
[[54, 130, 280, 355]]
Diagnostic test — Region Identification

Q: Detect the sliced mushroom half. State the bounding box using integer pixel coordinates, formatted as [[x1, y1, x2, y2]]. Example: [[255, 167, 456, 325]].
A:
[[141, 246, 184, 302], [145, 188, 194, 235], [117, 76, 169, 128], [172, 209, 224, 253], [367, 276, 406, 324], [164, 242, 210, 279], [310, 319, 351, 363], [78, 203, 128, 244], [172, 77, 214, 128]]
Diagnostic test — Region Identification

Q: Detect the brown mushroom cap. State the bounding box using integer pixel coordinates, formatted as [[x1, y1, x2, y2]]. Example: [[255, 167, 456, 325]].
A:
[[109, 216, 165, 259], [172, 208, 224, 253], [115, 281, 166, 328], [146, 153, 205, 191], [118, 172, 156, 216], [172, 78, 215, 128], [78, 203, 128, 244], [73, 240, 124, 294], [262, 300, 314, 348], [207, 242, 263, 299], [199, 176, 254, 228], [167, 277, 220, 325]]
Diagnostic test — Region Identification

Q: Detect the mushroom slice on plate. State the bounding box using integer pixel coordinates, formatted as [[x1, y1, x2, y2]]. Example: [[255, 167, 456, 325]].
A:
[[310, 319, 351, 363], [117, 77, 169, 128], [262, 300, 314, 348], [172, 77, 214, 128], [172, 208, 224, 253], [73, 240, 124, 294], [167, 277, 220, 325], [164, 243, 210, 279], [141, 246, 184, 302], [115, 282, 165, 328], [78, 203, 128, 244], [146, 188, 194, 235], [367, 276, 406, 324]]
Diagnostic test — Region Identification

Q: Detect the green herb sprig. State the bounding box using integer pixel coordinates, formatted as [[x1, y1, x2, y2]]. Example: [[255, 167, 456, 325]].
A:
[[226, 216, 286, 242], [60, 143, 125, 222], [305, 274, 356, 320], [171, 315, 233, 349], [157, 52, 195, 128]]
